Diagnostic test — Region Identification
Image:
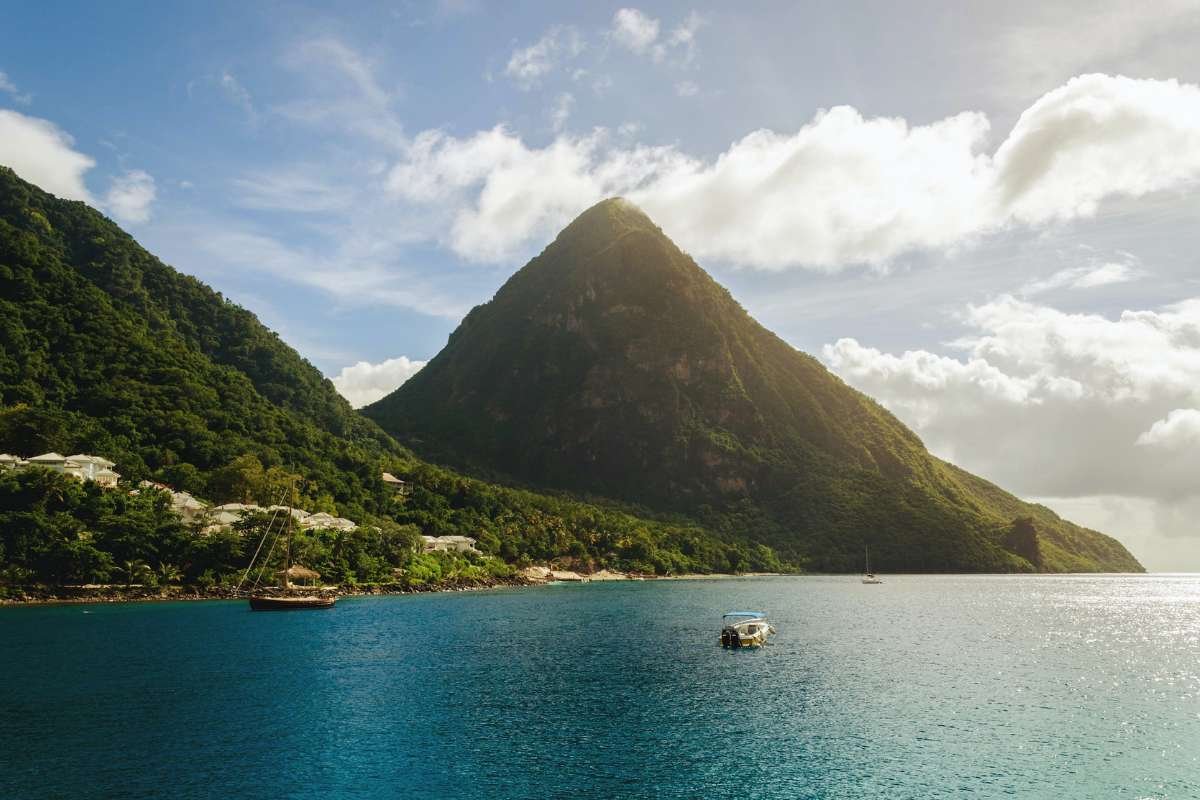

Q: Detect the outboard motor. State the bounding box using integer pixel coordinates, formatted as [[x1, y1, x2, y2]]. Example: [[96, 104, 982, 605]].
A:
[[720, 627, 731, 647], [730, 628, 742, 649]]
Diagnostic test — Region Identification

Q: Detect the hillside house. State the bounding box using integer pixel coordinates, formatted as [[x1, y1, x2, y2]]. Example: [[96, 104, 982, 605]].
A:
[[421, 535, 478, 554], [381, 472, 411, 495], [26, 452, 121, 487], [302, 512, 357, 532], [170, 491, 208, 523], [0, 454, 21, 470]]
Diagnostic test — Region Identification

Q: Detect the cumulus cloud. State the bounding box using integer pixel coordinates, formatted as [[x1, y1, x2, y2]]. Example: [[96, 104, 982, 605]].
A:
[[823, 294, 1200, 503], [386, 74, 1200, 270], [611, 8, 703, 64], [0, 109, 96, 201], [611, 8, 660, 55], [330, 356, 426, 408], [504, 25, 584, 89], [824, 293, 1200, 566], [105, 169, 157, 224], [1136, 409, 1200, 448], [993, 75, 1200, 224], [386, 125, 688, 261]]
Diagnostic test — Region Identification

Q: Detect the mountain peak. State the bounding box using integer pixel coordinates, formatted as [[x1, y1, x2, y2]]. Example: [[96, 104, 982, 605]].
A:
[[555, 196, 659, 246], [364, 196, 1143, 574]]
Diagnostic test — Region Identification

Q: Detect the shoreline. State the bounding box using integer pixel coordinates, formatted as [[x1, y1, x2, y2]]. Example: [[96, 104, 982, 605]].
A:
[[7, 570, 1151, 607], [0, 569, 790, 607]]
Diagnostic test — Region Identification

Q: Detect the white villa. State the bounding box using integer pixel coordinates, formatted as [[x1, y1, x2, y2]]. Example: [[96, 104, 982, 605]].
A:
[[170, 491, 208, 523], [200, 503, 357, 533], [20, 452, 121, 487], [422, 535, 479, 554], [302, 512, 358, 532]]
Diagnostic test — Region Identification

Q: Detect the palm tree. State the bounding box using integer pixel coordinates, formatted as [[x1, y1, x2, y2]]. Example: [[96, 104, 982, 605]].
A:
[[120, 559, 150, 587], [156, 562, 182, 585]]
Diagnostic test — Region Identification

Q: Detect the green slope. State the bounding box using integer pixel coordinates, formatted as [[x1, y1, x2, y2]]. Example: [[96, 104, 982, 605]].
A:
[[366, 198, 1142, 573], [0, 167, 780, 581]]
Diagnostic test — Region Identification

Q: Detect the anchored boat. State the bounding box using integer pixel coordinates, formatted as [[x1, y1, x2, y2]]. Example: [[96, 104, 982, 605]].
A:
[[719, 611, 776, 648], [238, 481, 337, 611], [861, 545, 883, 584]]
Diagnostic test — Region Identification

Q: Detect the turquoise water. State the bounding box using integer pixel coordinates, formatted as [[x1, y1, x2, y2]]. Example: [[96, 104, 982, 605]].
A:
[[1, 575, 1197, 799]]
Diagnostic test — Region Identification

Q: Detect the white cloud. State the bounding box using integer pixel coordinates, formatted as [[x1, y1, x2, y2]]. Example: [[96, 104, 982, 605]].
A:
[[665, 11, 706, 65], [330, 356, 426, 408], [218, 70, 256, 122], [1136, 409, 1200, 448], [0, 70, 31, 104], [675, 80, 699, 97], [386, 125, 687, 262], [232, 168, 355, 212], [275, 38, 403, 144], [0, 109, 95, 201], [189, 226, 466, 319], [383, 74, 1200, 272], [993, 75, 1200, 224], [1020, 258, 1143, 295], [105, 169, 157, 224], [611, 8, 660, 55], [504, 25, 584, 89], [823, 294, 1200, 505], [548, 92, 574, 133]]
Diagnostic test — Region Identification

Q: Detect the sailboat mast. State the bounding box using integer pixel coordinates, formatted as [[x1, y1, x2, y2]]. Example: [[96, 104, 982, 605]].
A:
[[283, 478, 294, 590]]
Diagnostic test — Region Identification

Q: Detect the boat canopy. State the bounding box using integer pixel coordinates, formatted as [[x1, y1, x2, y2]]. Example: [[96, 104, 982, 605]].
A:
[[723, 611, 765, 620]]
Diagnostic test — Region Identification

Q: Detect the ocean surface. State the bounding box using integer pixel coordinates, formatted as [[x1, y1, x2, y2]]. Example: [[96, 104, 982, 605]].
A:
[[1, 575, 1197, 799]]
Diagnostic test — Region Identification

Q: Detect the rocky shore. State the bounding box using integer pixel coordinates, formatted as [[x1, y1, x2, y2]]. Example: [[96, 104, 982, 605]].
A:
[[0, 574, 540, 605], [1, 569, 783, 606]]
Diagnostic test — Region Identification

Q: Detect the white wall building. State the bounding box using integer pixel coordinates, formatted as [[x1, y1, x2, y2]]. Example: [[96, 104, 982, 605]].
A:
[[422, 535, 479, 554]]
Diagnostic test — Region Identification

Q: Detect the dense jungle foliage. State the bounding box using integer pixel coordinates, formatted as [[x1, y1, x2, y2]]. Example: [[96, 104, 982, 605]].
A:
[[0, 168, 785, 589]]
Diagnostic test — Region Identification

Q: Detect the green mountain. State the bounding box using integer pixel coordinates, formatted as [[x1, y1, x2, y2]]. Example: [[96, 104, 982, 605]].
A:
[[365, 198, 1142, 573], [0, 166, 782, 587]]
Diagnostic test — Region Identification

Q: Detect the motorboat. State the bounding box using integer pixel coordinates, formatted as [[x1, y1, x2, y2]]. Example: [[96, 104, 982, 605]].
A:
[[719, 611, 776, 648]]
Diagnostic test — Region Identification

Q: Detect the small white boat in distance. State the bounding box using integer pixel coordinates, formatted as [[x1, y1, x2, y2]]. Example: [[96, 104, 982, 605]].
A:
[[719, 611, 776, 649], [861, 545, 883, 584]]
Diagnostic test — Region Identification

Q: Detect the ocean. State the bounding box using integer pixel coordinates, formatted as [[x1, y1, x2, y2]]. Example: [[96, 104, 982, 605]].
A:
[[1, 575, 1197, 799]]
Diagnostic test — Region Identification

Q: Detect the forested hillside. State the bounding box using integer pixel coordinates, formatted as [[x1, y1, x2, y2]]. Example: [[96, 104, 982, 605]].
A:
[[367, 198, 1143, 573], [0, 167, 783, 591]]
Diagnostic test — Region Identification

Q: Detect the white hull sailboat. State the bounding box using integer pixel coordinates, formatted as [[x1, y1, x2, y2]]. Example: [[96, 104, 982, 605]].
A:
[[861, 545, 883, 584]]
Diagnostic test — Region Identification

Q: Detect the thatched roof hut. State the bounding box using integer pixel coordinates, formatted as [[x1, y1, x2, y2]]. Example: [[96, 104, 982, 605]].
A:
[[278, 564, 321, 583]]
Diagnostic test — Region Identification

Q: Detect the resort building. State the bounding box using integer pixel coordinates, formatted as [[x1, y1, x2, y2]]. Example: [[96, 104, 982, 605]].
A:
[[302, 512, 358, 532], [170, 491, 208, 524], [23, 452, 121, 487], [209, 502, 264, 526], [0, 454, 21, 469], [421, 535, 479, 554]]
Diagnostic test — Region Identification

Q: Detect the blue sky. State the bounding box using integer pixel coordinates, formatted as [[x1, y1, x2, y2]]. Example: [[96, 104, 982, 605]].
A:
[[4, 0, 1200, 568]]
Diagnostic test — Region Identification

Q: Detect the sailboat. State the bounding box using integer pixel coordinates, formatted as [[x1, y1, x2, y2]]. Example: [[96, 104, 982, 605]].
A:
[[861, 545, 883, 584], [242, 482, 336, 611]]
